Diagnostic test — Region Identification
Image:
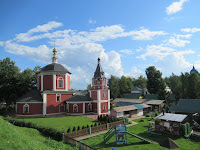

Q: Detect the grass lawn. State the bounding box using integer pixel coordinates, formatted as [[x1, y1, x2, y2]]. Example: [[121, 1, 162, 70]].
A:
[[0, 116, 78, 150], [17, 116, 96, 132], [82, 118, 200, 150]]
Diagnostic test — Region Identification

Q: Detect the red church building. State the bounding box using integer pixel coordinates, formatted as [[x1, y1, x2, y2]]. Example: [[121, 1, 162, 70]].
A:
[[16, 46, 110, 116]]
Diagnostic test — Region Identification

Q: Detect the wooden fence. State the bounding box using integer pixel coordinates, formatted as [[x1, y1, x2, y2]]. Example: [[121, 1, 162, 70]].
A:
[[65, 120, 124, 138], [64, 135, 97, 150]]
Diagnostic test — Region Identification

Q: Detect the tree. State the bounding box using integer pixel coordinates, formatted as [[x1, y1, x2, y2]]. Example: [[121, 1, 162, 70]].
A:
[[146, 66, 165, 94], [87, 84, 92, 90], [0, 58, 20, 109], [187, 72, 200, 99], [180, 72, 189, 98], [133, 75, 147, 89], [108, 75, 120, 99]]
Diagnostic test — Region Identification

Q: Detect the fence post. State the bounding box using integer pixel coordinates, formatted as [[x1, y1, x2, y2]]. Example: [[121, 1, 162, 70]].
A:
[[107, 123, 109, 129], [79, 140, 82, 149], [62, 133, 64, 141], [89, 127, 91, 134], [124, 119, 126, 125]]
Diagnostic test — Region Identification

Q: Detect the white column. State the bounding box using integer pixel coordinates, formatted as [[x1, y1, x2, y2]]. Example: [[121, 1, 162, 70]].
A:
[[53, 74, 56, 91], [97, 90, 101, 115], [83, 103, 85, 114], [108, 89, 110, 114], [65, 74, 68, 91], [43, 93, 47, 115], [41, 75, 43, 91]]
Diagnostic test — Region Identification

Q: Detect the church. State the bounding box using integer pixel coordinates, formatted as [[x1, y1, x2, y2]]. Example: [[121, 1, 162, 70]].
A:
[[16, 46, 110, 116]]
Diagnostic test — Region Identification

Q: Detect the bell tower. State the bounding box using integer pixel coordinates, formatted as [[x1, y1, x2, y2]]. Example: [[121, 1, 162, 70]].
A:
[[90, 57, 110, 115]]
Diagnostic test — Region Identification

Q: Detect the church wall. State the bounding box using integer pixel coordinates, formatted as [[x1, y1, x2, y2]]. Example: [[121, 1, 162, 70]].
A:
[[46, 94, 72, 114], [56, 75, 65, 90], [43, 75, 53, 90], [100, 90, 108, 100], [85, 102, 93, 113], [67, 75, 70, 90], [68, 103, 83, 113], [101, 102, 108, 113], [16, 103, 43, 115], [93, 102, 97, 113], [91, 91, 97, 100]]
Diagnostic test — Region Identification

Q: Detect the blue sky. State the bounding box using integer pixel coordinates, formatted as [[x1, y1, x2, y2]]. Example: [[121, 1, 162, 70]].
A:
[[1, 0, 200, 89]]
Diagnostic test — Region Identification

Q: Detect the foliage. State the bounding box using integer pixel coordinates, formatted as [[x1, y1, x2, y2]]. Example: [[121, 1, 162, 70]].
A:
[[145, 114, 151, 117], [97, 115, 120, 124], [108, 75, 120, 99], [0, 117, 77, 150], [133, 75, 147, 89]]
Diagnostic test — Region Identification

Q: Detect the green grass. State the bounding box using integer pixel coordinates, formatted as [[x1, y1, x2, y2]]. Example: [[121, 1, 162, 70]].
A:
[[0, 116, 78, 150], [82, 118, 200, 150], [17, 116, 96, 132]]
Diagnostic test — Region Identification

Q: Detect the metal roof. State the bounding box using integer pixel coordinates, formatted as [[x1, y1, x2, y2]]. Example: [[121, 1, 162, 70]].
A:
[[16, 90, 42, 102], [147, 100, 165, 105], [156, 113, 188, 122], [132, 87, 142, 91], [123, 93, 142, 99], [114, 98, 146, 104], [94, 57, 105, 78], [66, 92, 93, 102], [113, 105, 138, 112], [169, 99, 200, 113], [41, 63, 71, 74]]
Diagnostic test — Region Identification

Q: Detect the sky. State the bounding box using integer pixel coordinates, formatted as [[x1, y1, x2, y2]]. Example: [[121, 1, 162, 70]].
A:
[[1, 0, 200, 89]]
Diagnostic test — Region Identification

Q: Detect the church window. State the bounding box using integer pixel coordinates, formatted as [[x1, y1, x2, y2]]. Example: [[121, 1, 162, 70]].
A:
[[56, 94, 61, 102], [23, 104, 29, 113], [103, 105, 106, 111], [88, 103, 92, 111], [103, 93, 106, 97], [57, 77, 64, 88], [66, 103, 69, 112], [73, 104, 78, 112], [97, 78, 100, 85]]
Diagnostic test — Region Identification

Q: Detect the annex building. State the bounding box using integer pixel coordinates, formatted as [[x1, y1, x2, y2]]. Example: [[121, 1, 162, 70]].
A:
[[16, 46, 110, 116]]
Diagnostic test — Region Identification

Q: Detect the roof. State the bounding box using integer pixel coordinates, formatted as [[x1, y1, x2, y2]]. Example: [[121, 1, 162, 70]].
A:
[[66, 92, 93, 102], [190, 66, 199, 74], [116, 102, 151, 108], [131, 87, 142, 91], [144, 94, 159, 100], [113, 105, 138, 112], [156, 113, 187, 122], [114, 98, 146, 104], [123, 93, 142, 99], [17, 90, 42, 102], [42, 90, 75, 94], [94, 57, 105, 78], [41, 63, 71, 74], [147, 100, 165, 105], [169, 99, 200, 113]]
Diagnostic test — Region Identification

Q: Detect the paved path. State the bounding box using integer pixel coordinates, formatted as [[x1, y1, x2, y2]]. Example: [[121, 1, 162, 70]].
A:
[[74, 121, 138, 141]]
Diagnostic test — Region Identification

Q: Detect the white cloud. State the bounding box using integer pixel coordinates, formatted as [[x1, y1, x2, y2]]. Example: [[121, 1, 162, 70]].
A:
[[136, 47, 143, 52], [125, 66, 144, 78], [168, 38, 190, 47], [166, 0, 188, 15], [119, 49, 133, 54], [181, 27, 200, 33], [88, 19, 96, 24], [174, 34, 192, 39], [0, 41, 4, 46]]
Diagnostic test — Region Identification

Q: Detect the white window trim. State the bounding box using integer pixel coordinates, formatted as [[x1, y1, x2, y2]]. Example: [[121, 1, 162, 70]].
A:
[[57, 77, 64, 88], [56, 94, 61, 102], [23, 103, 29, 113], [103, 105, 106, 111], [73, 104, 78, 112], [88, 103, 92, 111]]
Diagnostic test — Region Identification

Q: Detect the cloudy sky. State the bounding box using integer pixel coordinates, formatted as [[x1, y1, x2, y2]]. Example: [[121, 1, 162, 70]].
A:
[[1, 0, 200, 89]]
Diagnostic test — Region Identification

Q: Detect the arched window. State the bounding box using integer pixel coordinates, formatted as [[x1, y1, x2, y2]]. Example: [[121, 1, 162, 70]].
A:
[[56, 94, 61, 102], [88, 103, 92, 111], [73, 104, 78, 112], [57, 77, 64, 88], [97, 78, 100, 85], [66, 103, 69, 112], [23, 103, 29, 113], [103, 93, 106, 97], [103, 105, 106, 111]]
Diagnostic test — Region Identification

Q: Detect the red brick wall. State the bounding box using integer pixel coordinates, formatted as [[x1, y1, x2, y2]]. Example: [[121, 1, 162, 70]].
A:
[[46, 94, 72, 114], [100, 90, 108, 100], [43, 75, 53, 91], [68, 103, 83, 113], [91, 91, 97, 100], [16, 103, 43, 115], [56, 75, 65, 90], [93, 102, 97, 113], [101, 102, 108, 113], [85, 102, 93, 113], [68, 75, 70, 90]]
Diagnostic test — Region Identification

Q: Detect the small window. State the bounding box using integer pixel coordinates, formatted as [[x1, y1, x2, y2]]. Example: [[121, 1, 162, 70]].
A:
[[88, 103, 92, 111], [103, 93, 106, 97], [56, 94, 61, 102], [66, 103, 69, 112], [97, 78, 100, 85], [23, 104, 29, 113], [103, 105, 106, 111], [73, 104, 78, 112], [57, 77, 64, 88]]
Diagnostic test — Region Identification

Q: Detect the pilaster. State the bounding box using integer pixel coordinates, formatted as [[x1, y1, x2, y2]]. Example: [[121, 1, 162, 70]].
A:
[[53, 74, 56, 91], [43, 93, 47, 115], [41, 75, 43, 91]]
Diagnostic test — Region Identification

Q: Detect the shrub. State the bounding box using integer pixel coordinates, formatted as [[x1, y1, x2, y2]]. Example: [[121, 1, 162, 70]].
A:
[[155, 111, 159, 117], [145, 114, 151, 117], [86, 124, 89, 128], [82, 126, 85, 129], [72, 127, 76, 132], [67, 127, 71, 133], [128, 121, 132, 124], [94, 123, 97, 126], [77, 126, 80, 130], [91, 124, 93, 127]]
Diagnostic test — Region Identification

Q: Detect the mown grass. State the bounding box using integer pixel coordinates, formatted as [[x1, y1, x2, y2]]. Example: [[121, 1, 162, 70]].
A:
[[17, 116, 96, 132], [0, 116, 78, 150], [83, 118, 200, 150]]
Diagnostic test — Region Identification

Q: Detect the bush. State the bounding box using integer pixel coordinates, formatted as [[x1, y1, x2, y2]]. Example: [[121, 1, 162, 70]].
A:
[[90, 124, 93, 127], [145, 114, 151, 117], [72, 127, 76, 132], [94, 123, 97, 126], [77, 126, 80, 130], [67, 127, 71, 133], [128, 121, 132, 124], [155, 111, 159, 117], [82, 126, 85, 129], [86, 124, 89, 128]]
